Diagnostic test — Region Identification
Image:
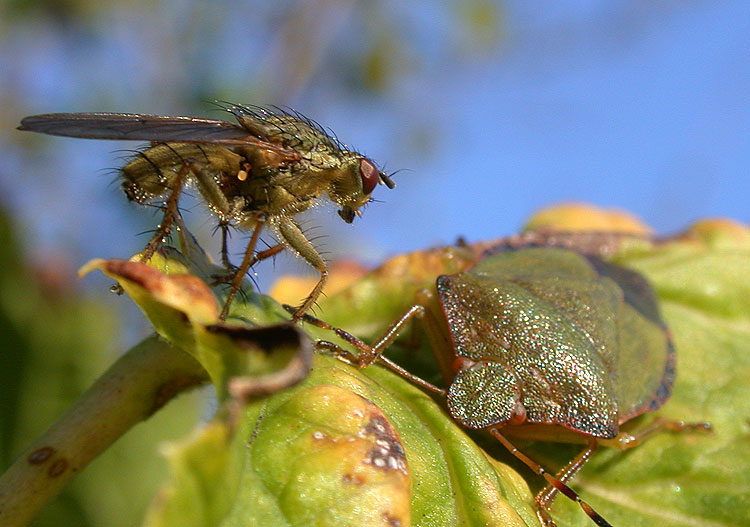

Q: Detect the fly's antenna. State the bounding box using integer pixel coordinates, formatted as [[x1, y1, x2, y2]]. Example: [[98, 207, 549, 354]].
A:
[[379, 171, 396, 189], [379, 166, 408, 189]]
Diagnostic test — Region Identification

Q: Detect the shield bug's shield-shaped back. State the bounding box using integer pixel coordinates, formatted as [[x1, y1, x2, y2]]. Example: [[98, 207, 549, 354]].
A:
[[17, 103, 396, 321], [292, 246, 710, 527]]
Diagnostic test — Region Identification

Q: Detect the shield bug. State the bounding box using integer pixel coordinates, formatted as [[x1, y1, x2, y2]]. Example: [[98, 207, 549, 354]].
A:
[[291, 246, 710, 527], [17, 103, 395, 320]]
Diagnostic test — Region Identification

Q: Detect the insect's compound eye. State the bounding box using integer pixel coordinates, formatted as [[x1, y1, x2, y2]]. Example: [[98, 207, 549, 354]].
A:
[[359, 158, 379, 195]]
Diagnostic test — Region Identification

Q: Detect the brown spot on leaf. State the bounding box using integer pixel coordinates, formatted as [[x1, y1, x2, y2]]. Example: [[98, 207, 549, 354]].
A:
[[28, 446, 55, 464], [342, 473, 367, 486], [362, 415, 407, 474], [48, 458, 67, 477], [383, 512, 403, 527]]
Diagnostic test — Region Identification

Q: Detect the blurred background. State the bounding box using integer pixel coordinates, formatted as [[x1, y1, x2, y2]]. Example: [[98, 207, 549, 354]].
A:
[[0, 1, 748, 526]]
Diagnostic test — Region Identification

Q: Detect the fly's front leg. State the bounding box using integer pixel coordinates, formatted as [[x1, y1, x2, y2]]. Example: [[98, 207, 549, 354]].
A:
[[140, 160, 193, 263], [275, 217, 328, 321]]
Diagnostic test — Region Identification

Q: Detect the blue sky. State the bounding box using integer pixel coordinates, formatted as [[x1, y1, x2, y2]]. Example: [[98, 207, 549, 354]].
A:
[[1, 1, 747, 291]]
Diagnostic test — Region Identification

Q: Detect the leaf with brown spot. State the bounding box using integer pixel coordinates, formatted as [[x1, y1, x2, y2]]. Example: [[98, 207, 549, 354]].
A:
[[144, 206, 748, 527]]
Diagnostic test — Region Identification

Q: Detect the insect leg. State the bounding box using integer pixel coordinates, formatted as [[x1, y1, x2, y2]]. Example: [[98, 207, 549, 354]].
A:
[[219, 221, 232, 268], [286, 305, 446, 396], [535, 439, 599, 527], [184, 156, 237, 270], [275, 217, 328, 321], [610, 417, 712, 450], [219, 214, 267, 320], [489, 429, 612, 527], [251, 243, 285, 263], [140, 160, 192, 263]]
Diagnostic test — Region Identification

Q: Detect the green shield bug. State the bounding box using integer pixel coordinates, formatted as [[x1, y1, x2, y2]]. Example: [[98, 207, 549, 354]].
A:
[[290, 246, 710, 527], [17, 103, 395, 321]]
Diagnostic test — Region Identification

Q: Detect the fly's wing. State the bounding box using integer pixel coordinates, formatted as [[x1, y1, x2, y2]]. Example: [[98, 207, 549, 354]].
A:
[[18, 113, 300, 159]]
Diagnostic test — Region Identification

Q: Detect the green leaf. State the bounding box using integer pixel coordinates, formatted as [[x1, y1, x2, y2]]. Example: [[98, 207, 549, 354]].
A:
[[79, 247, 311, 401], [142, 217, 749, 526], [146, 354, 533, 527], [0, 209, 204, 527]]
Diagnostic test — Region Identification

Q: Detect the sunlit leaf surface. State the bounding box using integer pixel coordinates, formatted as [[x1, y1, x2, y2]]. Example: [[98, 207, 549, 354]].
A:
[[140, 212, 749, 527]]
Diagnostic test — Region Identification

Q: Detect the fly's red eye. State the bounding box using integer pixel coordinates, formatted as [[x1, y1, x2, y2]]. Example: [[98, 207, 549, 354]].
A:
[[359, 158, 379, 195]]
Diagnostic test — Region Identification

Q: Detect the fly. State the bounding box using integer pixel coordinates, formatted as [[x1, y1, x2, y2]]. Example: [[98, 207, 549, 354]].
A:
[[18, 102, 396, 320]]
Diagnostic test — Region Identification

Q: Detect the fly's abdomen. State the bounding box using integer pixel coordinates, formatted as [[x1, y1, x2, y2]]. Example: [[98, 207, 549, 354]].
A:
[[121, 143, 243, 204]]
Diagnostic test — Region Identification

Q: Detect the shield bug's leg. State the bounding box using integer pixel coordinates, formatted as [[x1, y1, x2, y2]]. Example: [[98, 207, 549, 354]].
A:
[[535, 439, 600, 527], [287, 306, 446, 396], [219, 214, 267, 320], [611, 417, 712, 450], [140, 160, 192, 263], [275, 217, 329, 321], [489, 429, 612, 527]]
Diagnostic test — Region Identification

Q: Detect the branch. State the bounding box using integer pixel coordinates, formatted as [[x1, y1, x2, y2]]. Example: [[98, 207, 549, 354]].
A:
[[0, 336, 208, 527]]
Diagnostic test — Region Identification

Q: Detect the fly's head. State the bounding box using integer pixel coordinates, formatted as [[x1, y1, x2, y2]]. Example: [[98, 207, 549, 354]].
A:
[[328, 153, 396, 223]]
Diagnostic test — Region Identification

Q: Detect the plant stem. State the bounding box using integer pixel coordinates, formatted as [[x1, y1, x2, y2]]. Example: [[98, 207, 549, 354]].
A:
[[0, 335, 208, 527]]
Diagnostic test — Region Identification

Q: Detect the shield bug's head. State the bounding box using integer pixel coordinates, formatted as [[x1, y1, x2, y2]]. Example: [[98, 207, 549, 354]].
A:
[[447, 360, 525, 429], [330, 156, 396, 223]]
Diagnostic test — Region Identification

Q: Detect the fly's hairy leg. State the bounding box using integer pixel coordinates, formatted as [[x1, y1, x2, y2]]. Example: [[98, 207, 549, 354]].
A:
[[219, 221, 232, 268], [288, 305, 446, 396], [219, 214, 266, 320], [276, 217, 329, 321], [489, 429, 612, 527], [185, 158, 236, 269], [535, 439, 599, 527], [252, 243, 285, 262], [140, 161, 192, 263], [211, 242, 285, 285]]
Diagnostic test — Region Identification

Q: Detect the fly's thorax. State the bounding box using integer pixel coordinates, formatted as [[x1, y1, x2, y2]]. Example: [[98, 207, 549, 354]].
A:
[[121, 142, 242, 203], [235, 169, 319, 221], [232, 151, 369, 221]]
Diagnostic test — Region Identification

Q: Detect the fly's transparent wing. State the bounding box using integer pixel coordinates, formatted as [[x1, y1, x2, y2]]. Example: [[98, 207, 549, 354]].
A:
[[18, 113, 300, 158]]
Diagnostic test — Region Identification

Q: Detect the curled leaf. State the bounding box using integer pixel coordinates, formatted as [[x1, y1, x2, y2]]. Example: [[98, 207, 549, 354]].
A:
[[79, 253, 312, 402]]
